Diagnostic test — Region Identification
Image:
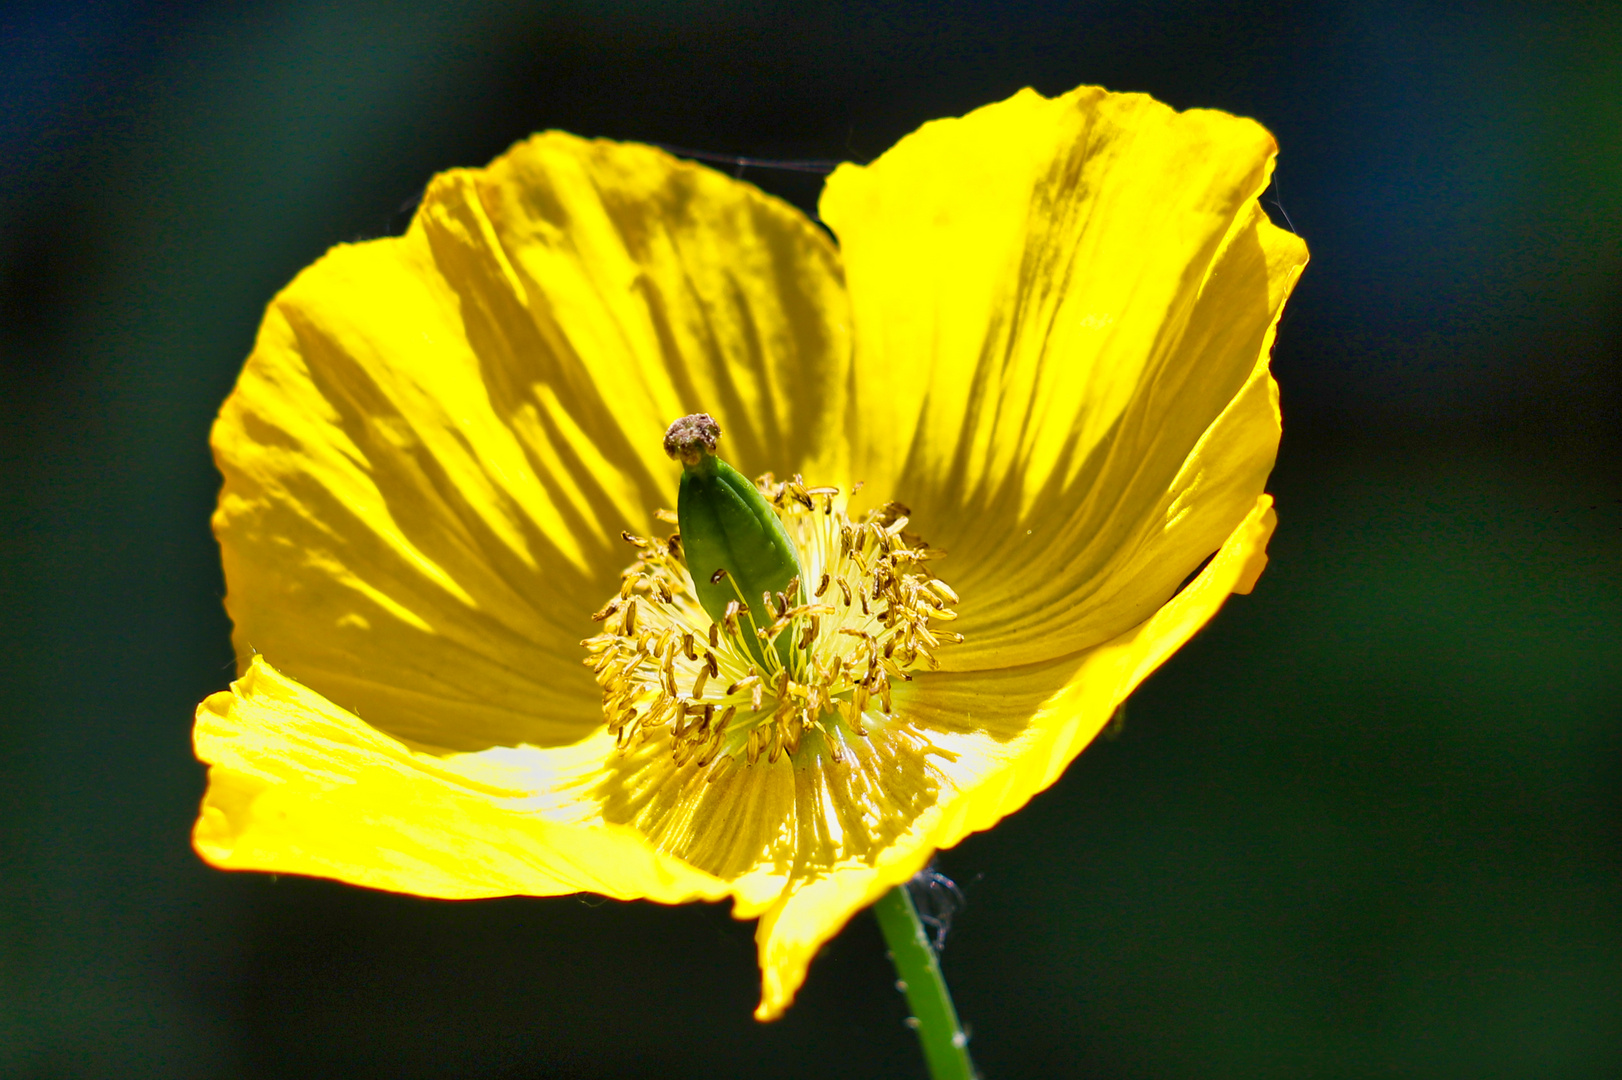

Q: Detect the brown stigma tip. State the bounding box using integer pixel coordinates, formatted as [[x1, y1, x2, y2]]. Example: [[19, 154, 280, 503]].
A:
[[663, 413, 721, 466]]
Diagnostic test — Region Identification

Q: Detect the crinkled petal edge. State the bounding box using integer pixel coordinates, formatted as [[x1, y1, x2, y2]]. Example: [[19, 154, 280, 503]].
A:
[[192, 658, 734, 905]]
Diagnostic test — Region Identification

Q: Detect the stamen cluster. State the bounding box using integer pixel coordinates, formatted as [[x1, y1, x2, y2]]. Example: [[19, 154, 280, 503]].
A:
[[581, 475, 964, 773]]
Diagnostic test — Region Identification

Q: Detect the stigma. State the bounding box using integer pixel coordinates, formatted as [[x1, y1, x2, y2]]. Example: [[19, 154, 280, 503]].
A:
[[581, 475, 964, 772]]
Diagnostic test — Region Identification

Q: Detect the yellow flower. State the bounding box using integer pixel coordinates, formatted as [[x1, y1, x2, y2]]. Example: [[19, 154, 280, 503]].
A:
[[192, 84, 1307, 1020]]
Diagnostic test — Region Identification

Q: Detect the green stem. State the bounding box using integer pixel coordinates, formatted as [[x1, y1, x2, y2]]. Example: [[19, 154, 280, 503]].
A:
[[873, 884, 976, 1080]]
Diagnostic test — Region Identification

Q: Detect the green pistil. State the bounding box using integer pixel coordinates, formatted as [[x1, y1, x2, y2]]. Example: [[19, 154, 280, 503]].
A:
[[665, 413, 804, 670]]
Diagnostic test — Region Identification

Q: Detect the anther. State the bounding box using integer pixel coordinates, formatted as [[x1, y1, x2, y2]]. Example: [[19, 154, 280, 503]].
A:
[[874, 501, 910, 527], [705, 755, 733, 783], [587, 463, 966, 769]]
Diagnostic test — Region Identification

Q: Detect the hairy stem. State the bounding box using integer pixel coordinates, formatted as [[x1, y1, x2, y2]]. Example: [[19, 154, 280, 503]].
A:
[[873, 883, 975, 1080]]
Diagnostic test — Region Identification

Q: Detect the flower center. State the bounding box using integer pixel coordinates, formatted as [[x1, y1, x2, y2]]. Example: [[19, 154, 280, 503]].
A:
[[581, 475, 964, 771]]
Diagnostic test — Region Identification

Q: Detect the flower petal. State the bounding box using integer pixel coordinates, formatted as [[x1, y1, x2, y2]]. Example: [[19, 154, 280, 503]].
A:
[[193, 656, 732, 903], [589, 710, 951, 881], [747, 495, 1277, 1018], [819, 85, 1306, 671], [214, 133, 849, 751]]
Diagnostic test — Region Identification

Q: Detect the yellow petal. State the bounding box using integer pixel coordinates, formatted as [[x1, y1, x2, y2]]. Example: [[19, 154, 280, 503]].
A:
[[913, 495, 1278, 846], [196, 85, 1306, 1027], [214, 132, 849, 751], [752, 854, 930, 1020], [194, 655, 731, 904], [820, 85, 1306, 671], [590, 703, 951, 881], [748, 495, 1277, 1018]]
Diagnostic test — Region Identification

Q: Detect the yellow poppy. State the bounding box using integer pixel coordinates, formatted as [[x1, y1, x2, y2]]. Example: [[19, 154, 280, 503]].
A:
[[192, 83, 1307, 1020]]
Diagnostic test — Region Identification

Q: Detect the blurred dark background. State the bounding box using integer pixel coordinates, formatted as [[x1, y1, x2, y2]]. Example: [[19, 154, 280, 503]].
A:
[[2, 1, 1619, 1077]]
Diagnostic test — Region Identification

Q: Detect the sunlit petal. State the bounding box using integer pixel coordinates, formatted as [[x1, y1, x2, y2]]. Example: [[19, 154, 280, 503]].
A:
[[194, 84, 1304, 1024], [214, 133, 849, 751], [748, 494, 1277, 1016], [194, 656, 731, 903], [820, 85, 1305, 670]]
